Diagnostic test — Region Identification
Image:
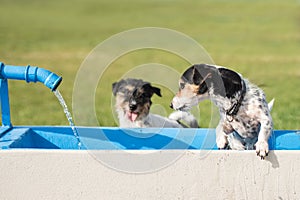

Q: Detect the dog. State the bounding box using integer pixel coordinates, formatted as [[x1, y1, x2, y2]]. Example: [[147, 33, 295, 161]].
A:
[[170, 64, 274, 159], [112, 78, 199, 128]]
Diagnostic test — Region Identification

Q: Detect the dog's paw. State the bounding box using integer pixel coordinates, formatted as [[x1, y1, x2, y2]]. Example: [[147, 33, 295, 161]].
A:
[[255, 140, 269, 160], [216, 135, 228, 149], [168, 111, 183, 121]]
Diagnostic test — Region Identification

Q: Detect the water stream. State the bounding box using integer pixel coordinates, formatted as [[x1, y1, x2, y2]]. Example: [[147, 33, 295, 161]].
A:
[[53, 90, 82, 149]]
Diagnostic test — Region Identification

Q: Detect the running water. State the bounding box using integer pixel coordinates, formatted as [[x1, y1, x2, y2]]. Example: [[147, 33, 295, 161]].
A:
[[53, 90, 82, 149]]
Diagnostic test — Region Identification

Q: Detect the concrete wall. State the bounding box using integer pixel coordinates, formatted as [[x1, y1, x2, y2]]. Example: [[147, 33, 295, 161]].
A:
[[0, 150, 299, 200]]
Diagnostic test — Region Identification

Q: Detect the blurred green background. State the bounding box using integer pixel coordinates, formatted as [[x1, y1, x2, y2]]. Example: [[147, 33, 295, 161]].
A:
[[0, 0, 299, 129]]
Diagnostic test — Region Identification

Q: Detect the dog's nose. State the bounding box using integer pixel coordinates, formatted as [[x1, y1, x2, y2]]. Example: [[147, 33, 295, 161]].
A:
[[129, 104, 137, 111], [170, 103, 173, 109]]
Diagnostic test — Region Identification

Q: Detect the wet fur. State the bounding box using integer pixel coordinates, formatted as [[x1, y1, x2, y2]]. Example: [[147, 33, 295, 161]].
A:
[[171, 64, 274, 159], [113, 78, 198, 128]]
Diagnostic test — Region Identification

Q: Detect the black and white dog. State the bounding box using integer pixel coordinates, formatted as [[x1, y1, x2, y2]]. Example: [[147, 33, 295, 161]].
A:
[[170, 64, 274, 159], [113, 78, 199, 128]]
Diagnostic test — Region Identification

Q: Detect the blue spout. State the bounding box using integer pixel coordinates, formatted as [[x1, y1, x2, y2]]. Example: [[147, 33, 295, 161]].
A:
[[0, 62, 62, 133], [0, 62, 62, 91]]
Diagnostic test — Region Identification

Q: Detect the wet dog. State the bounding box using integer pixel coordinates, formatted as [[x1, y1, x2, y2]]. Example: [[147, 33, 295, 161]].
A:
[[170, 64, 274, 159], [113, 78, 198, 128]]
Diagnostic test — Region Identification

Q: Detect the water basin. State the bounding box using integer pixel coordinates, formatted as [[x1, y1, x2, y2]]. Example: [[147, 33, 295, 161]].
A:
[[0, 127, 299, 150]]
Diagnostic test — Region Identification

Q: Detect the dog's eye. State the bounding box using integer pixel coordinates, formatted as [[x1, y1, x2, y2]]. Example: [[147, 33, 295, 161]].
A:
[[180, 83, 185, 90]]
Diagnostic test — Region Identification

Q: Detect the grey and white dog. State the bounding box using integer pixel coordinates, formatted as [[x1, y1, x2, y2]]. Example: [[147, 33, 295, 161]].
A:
[[113, 78, 199, 128], [170, 64, 274, 159]]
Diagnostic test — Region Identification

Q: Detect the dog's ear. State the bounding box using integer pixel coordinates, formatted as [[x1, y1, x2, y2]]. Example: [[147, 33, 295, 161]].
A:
[[192, 66, 201, 85], [112, 81, 121, 96], [142, 83, 162, 97], [191, 65, 213, 94], [218, 68, 243, 98], [198, 72, 212, 94], [151, 86, 162, 97], [218, 68, 241, 85]]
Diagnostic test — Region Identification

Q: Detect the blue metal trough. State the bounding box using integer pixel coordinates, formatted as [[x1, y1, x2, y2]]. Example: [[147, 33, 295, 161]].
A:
[[0, 62, 299, 150], [0, 126, 299, 150]]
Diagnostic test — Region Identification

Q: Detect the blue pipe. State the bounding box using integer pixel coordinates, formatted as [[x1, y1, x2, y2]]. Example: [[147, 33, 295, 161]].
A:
[[0, 62, 62, 133], [0, 62, 62, 91]]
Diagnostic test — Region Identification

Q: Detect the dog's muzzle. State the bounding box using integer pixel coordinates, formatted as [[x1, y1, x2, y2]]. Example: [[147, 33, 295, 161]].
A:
[[170, 96, 183, 111]]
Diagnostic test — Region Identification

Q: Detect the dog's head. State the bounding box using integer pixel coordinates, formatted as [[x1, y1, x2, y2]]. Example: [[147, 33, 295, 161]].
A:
[[112, 78, 161, 122], [170, 64, 243, 111]]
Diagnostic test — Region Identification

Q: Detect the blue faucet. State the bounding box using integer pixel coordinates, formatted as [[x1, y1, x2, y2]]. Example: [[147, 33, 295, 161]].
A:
[[0, 62, 62, 133], [0, 62, 62, 91]]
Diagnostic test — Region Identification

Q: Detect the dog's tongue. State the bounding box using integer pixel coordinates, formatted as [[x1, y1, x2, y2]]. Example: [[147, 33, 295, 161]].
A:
[[128, 112, 138, 122]]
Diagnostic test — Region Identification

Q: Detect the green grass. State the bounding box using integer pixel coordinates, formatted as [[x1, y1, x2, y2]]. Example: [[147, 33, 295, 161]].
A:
[[0, 0, 299, 129]]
